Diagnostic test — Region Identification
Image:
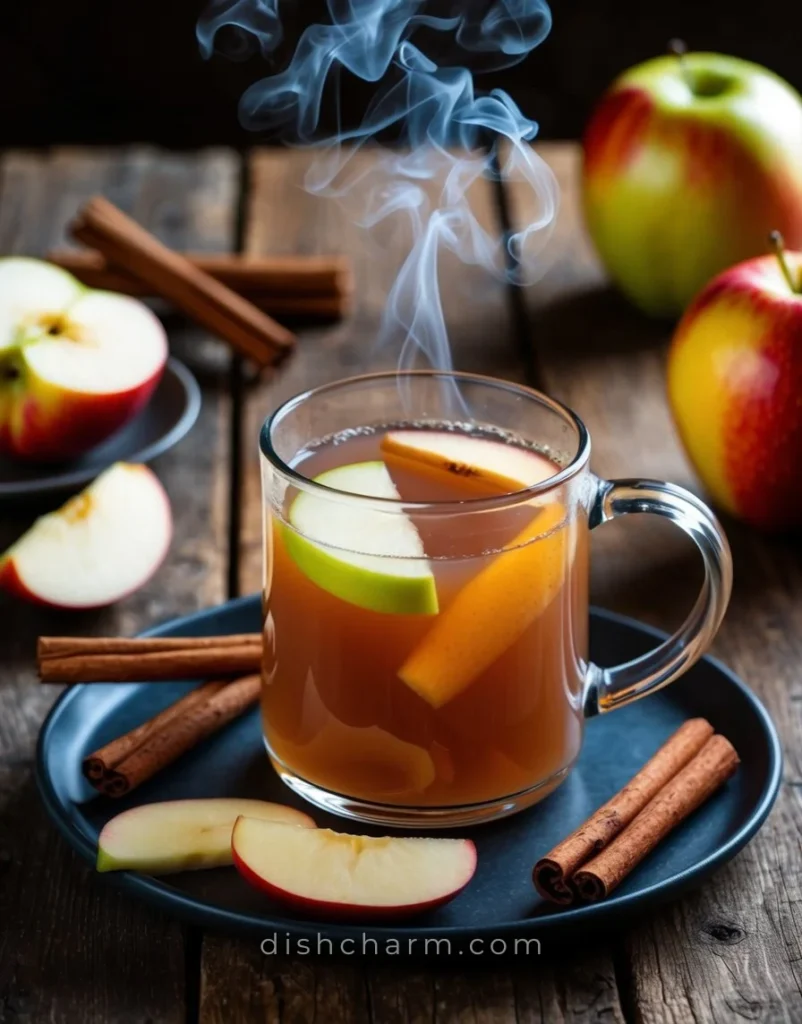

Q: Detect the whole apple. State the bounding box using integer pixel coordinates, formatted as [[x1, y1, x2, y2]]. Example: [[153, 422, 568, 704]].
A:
[[582, 50, 802, 317], [0, 258, 167, 461], [667, 240, 802, 530]]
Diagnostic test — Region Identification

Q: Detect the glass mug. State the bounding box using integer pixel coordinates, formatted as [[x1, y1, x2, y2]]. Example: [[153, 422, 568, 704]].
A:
[[259, 371, 732, 827]]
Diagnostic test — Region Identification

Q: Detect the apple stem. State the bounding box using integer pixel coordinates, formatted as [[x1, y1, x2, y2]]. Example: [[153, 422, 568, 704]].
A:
[[668, 38, 693, 91], [769, 230, 799, 294]]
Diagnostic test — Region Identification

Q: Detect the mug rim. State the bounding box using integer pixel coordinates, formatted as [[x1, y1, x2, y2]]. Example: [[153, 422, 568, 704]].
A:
[[260, 370, 592, 514]]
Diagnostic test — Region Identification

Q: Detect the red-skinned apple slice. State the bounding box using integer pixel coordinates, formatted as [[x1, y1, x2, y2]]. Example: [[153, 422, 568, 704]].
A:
[[0, 257, 167, 461], [0, 462, 172, 608], [381, 429, 558, 495], [97, 799, 316, 874], [232, 817, 477, 919]]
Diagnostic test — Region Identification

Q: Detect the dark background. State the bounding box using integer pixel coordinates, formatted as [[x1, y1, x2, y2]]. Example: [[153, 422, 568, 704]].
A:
[[3, 0, 801, 147]]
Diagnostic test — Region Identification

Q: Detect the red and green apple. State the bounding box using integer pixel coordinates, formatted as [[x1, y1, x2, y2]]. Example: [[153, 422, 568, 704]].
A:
[[667, 236, 802, 530], [583, 50, 802, 317]]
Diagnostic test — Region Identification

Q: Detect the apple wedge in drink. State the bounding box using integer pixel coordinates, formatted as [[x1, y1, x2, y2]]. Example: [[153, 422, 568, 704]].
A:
[[0, 257, 167, 461], [232, 816, 476, 918], [282, 460, 438, 615], [381, 429, 557, 495], [97, 798, 315, 874]]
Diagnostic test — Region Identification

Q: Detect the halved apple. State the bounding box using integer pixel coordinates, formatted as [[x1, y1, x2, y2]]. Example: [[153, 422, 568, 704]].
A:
[[0, 462, 172, 608], [0, 257, 167, 461], [97, 798, 315, 874], [399, 503, 571, 708], [232, 817, 477, 918], [381, 429, 558, 496], [282, 461, 438, 615]]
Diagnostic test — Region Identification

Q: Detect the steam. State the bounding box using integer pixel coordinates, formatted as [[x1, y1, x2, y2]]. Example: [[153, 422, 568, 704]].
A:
[[198, 1, 558, 395]]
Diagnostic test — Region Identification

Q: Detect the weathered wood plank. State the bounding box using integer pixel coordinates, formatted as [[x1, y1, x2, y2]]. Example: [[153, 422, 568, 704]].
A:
[[198, 145, 624, 1024], [366, 954, 626, 1024], [0, 147, 239, 1023], [507, 142, 802, 1023], [200, 951, 373, 1024]]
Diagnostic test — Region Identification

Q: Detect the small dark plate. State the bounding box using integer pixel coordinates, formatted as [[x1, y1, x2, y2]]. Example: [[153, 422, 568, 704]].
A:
[[0, 358, 201, 505], [36, 597, 781, 961]]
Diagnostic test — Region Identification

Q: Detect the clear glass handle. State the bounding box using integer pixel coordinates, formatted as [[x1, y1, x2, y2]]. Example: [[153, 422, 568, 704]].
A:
[[584, 476, 733, 716]]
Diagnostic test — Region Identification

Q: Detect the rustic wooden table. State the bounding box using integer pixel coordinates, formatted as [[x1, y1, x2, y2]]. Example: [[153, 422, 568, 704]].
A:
[[1, 142, 800, 1023]]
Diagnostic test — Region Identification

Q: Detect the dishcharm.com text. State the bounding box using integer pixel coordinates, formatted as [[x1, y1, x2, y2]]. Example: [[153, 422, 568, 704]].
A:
[[260, 934, 542, 958]]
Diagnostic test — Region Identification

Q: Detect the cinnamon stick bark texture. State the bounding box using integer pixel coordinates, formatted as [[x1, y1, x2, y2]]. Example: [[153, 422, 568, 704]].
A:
[[532, 718, 715, 904], [47, 249, 354, 320], [82, 680, 226, 782], [573, 734, 740, 901], [48, 249, 354, 297], [40, 634, 261, 658], [38, 634, 262, 683], [94, 674, 262, 798], [69, 197, 296, 367], [245, 294, 352, 320]]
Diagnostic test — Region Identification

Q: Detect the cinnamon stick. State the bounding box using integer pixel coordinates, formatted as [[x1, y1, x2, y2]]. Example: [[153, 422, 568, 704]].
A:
[[38, 634, 262, 683], [40, 634, 260, 659], [533, 719, 714, 904], [573, 734, 739, 901], [102, 674, 262, 797], [69, 197, 296, 367], [47, 248, 354, 298], [82, 680, 226, 781], [243, 293, 352, 320]]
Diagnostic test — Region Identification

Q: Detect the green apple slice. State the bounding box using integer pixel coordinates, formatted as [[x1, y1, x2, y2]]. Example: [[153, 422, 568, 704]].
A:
[[283, 461, 438, 615]]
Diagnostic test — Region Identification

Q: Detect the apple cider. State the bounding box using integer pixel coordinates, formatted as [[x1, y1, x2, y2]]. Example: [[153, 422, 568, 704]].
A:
[[261, 422, 589, 818]]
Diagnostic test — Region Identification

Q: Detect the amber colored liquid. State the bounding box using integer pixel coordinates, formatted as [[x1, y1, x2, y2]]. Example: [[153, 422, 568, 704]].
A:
[[261, 427, 588, 809]]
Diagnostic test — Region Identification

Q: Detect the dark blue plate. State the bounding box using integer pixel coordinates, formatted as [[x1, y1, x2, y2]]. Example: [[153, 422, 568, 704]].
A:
[[36, 597, 781, 959], [0, 357, 200, 504]]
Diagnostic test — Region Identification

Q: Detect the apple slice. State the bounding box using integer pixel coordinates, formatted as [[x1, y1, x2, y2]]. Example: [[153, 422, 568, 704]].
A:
[[0, 256, 167, 461], [381, 429, 558, 496], [399, 503, 572, 708], [0, 462, 172, 608], [97, 798, 315, 874], [283, 461, 438, 615], [232, 817, 477, 918]]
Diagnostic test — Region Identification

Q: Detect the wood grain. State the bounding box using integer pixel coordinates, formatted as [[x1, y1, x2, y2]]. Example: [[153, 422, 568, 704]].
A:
[[368, 956, 627, 1023], [197, 145, 625, 1024], [0, 148, 238, 1023], [507, 142, 802, 1022]]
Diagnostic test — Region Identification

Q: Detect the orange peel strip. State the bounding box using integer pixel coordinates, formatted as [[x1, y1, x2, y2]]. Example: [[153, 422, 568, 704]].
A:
[[399, 503, 571, 708]]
